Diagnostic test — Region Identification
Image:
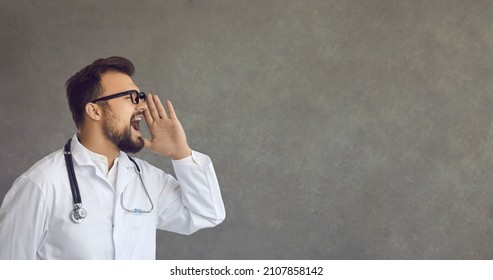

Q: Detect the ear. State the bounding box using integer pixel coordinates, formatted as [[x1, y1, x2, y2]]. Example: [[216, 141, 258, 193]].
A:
[[85, 102, 103, 121]]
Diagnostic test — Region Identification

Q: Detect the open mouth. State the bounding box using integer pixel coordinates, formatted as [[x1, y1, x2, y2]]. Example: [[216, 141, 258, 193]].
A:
[[131, 114, 142, 132]]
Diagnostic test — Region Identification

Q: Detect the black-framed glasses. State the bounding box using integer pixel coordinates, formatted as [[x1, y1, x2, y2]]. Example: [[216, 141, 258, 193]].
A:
[[92, 90, 147, 104]]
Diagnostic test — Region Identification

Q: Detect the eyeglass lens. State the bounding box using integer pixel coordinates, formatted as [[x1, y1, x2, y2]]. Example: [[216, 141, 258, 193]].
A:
[[131, 91, 146, 104]]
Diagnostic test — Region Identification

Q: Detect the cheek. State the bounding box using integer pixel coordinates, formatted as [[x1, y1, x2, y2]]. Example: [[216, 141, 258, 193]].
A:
[[115, 110, 133, 124], [105, 113, 128, 129]]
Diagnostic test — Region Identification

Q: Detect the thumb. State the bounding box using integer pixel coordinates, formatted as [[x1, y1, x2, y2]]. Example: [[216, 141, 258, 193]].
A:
[[143, 137, 152, 148]]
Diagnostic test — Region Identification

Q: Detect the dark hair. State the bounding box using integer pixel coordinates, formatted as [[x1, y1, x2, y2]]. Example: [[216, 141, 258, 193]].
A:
[[65, 56, 135, 128]]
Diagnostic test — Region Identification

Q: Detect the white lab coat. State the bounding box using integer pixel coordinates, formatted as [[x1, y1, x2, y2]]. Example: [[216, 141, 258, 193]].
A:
[[0, 135, 225, 259]]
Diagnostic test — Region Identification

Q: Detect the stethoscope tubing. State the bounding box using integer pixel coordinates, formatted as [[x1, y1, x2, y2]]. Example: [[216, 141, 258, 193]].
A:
[[64, 139, 82, 206]]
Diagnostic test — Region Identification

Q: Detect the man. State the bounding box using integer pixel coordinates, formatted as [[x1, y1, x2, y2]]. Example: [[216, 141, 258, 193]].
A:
[[0, 56, 225, 259]]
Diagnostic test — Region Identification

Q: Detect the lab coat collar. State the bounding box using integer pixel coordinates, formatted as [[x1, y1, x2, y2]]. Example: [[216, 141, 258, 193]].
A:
[[69, 134, 135, 169], [69, 134, 138, 186]]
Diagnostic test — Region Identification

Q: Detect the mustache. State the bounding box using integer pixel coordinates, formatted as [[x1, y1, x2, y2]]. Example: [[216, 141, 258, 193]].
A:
[[130, 109, 145, 121]]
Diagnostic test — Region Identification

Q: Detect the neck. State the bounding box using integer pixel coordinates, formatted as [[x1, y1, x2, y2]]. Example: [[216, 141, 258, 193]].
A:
[[77, 128, 120, 170]]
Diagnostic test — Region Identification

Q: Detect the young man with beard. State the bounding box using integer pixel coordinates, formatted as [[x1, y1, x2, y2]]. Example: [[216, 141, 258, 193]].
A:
[[0, 56, 225, 259]]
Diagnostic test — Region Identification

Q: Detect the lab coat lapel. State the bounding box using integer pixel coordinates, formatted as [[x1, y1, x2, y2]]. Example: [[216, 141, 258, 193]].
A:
[[115, 152, 137, 196]]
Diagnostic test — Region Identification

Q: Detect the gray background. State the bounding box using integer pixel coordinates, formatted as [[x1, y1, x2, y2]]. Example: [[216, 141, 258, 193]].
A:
[[1, 0, 493, 259]]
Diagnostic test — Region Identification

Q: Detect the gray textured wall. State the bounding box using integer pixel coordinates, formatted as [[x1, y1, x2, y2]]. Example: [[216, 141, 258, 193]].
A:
[[1, 0, 493, 259]]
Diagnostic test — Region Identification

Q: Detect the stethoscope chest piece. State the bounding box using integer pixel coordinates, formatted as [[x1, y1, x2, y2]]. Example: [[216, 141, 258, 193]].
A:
[[70, 204, 87, 224]]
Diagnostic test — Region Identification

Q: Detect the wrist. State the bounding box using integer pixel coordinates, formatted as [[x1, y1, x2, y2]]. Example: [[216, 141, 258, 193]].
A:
[[170, 147, 192, 160]]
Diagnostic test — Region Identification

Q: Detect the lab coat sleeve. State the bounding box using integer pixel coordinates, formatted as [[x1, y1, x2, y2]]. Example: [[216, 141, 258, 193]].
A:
[[0, 176, 49, 259], [155, 151, 225, 235]]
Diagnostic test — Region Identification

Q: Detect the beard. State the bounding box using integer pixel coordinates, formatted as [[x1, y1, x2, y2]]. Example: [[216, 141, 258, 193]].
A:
[[102, 107, 144, 154]]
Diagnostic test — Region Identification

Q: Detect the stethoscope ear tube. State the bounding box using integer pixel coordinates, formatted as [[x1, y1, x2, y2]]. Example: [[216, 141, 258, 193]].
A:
[[64, 139, 86, 223]]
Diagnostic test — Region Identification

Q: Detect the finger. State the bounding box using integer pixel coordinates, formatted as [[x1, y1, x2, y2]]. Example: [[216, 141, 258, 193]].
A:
[[143, 106, 153, 127], [166, 100, 178, 119], [146, 93, 161, 120], [153, 95, 168, 120]]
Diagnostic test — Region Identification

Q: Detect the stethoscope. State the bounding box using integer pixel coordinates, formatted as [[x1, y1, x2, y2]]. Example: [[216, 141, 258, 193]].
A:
[[63, 139, 154, 224]]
